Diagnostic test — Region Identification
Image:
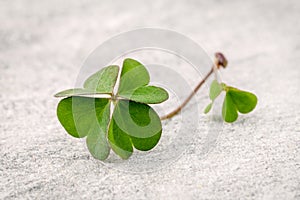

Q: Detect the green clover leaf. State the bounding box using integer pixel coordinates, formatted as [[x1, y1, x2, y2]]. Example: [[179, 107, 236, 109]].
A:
[[118, 58, 150, 94], [209, 80, 223, 101], [55, 59, 169, 160], [55, 65, 119, 98], [222, 92, 238, 122], [204, 80, 257, 123], [108, 100, 162, 159], [227, 87, 258, 114], [84, 65, 119, 93], [204, 102, 213, 114], [119, 86, 169, 104]]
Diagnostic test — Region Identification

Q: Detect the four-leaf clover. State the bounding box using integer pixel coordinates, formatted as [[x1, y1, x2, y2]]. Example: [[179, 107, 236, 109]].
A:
[[204, 80, 258, 122], [55, 58, 169, 160]]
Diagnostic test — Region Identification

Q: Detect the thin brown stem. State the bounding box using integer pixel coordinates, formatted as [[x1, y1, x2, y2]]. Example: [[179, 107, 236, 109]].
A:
[[160, 67, 214, 120], [160, 52, 227, 120]]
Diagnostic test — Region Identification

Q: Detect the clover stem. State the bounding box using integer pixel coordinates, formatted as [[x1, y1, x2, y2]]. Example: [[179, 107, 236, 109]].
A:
[[160, 68, 213, 120], [160, 52, 227, 120]]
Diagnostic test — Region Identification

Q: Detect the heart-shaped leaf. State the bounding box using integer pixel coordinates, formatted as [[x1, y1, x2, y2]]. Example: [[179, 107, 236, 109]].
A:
[[54, 88, 97, 98], [222, 93, 238, 122], [57, 97, 110, 138], [108, 100, 162, 158], [57, 97, 111, 160], [86, 101, 111, 160], [209, 80, 223, 101], [227, 88, 257, 114], [118, 58, 150, 94], [204, 102, 213, 114], [84, 65, 119, 93], [108, 118, 133, 159], [204, 80, 224, 114], [55, 65, 119, 98], [119, 86, 169, 104]]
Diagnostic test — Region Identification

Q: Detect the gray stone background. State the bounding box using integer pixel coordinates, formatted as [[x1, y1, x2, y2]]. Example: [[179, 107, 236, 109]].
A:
[[0, 0, 299, 199]]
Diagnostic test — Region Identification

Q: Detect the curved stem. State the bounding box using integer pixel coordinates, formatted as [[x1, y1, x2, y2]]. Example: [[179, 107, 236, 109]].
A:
[[160, 67, 214, 120], [160, 52, 227, 120]]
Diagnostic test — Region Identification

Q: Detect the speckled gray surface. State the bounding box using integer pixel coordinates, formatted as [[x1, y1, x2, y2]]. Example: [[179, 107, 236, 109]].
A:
[[1, 0, 300, 199]]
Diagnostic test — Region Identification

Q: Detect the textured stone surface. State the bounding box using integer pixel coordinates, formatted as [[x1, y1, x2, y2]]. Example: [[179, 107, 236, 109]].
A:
[[0, 0, 299, 199]]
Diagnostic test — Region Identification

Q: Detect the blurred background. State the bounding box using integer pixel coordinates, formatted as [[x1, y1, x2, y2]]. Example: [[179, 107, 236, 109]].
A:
[[0, 0, 299, 199]]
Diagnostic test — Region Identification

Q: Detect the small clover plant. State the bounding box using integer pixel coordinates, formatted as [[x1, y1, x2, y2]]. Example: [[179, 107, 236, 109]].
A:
[[204, 80, 257, 122], [55, 53, 258, 160], [55, 58, 168, 160], [203, 53, 257, 122]]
